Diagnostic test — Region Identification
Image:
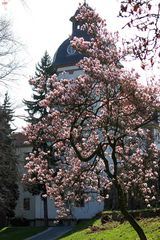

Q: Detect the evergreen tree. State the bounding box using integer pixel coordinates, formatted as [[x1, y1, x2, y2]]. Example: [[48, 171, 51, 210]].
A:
[[35, 50, 54, 78], [23, 51, 55, 226], [0, 93, 19, 226], [24, 51, 55, 124]]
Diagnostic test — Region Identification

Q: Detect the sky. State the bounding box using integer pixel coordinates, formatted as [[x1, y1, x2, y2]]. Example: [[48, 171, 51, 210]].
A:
[[0, 0, 126, 130]]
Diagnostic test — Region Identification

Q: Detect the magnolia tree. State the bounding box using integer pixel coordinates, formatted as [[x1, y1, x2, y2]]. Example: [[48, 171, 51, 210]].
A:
[[23, 4, 160, 240], [119, 0, 160, 68]]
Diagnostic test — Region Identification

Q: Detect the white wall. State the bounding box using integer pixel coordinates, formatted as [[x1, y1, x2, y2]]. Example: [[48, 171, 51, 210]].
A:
[[15, 184, 36, 219], [71, 193, 104, 219], [35, 196, 57, 219], [57, 66, 83, 80], [15, 145, 36, 219]]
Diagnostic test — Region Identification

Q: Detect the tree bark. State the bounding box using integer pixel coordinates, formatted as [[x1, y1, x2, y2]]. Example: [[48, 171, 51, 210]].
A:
[[114, 180, 147, 240]]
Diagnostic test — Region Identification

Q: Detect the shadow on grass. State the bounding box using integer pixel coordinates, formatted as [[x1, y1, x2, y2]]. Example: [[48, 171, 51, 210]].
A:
[[0, 226, 47, 240], [58, 218, 98, 239], [58, 216, 160, 240]]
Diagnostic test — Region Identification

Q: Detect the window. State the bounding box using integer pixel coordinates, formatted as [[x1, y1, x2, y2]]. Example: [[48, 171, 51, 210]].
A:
[[23, 198, 30, 210]]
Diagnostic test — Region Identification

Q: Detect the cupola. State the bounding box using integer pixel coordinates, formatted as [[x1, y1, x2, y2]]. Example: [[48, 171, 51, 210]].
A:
[[53, 3, 91, 69]]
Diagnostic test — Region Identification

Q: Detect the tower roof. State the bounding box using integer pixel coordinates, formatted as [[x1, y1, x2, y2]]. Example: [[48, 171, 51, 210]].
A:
[[53, 4, 91, 68]]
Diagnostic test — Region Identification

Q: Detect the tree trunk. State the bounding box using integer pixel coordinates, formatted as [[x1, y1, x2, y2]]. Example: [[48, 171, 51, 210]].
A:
[[114, 180, 147, 240], [43, 197, 48, 227], [0, 210, 7, 226]]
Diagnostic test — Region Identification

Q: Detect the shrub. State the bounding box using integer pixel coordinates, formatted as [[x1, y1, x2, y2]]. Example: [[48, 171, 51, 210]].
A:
[[10, 217, 30, 226]]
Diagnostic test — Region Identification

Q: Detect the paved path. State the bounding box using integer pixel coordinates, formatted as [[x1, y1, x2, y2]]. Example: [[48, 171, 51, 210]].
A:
[[25, 226, 73, 240]]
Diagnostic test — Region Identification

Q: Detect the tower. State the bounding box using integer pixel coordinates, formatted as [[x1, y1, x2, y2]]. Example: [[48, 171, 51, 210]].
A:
[[53, 3, 90, 80]]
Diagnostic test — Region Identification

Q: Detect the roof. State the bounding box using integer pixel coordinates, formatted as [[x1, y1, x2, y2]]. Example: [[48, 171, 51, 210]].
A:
[[53, 4, 91, 68], [53, 34, 89, 68]]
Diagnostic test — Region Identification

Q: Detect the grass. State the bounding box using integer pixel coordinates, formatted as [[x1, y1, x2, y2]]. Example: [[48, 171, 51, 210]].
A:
[[0, 226, 47, 240], [59, 217, 160, 240]]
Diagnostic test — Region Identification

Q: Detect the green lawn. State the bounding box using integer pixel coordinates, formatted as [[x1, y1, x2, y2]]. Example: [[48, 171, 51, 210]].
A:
[[0, 226, 47, 240], [59, 218, 160, 240]]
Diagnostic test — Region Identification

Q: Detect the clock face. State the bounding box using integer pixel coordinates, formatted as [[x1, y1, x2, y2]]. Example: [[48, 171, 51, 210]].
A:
[[67, 44, 76, 55]]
